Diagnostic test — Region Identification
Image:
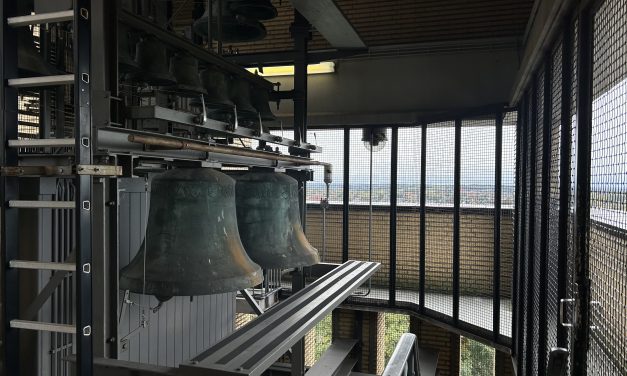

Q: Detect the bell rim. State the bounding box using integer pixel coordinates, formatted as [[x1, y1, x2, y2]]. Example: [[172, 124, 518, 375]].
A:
[[119, 268, 264, 297]]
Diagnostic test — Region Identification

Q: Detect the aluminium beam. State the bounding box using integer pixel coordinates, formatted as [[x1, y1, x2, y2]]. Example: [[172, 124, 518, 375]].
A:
[[180, 261, 381, 376]]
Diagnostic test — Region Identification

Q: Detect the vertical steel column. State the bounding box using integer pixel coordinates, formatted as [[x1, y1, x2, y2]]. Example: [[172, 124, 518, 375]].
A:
[[0, 0, 19, 374], [493, 112, 503, 340], [572, 6, 594, 374], [557, 18, 573, 348], [525, 82, 538, 375], [290, 11, 310, 376], [290, 11, 310, 227], [512, 108, 522, 359], [538, 56, 553, 375], [75, 0, 94, 374], [389, 127, 398, 305], [342, 127, 350, 262], [453, 119, 461, 322], [107, 178, 119, 358], [516, 94, 529, 376], [419, 123, 426, 312]]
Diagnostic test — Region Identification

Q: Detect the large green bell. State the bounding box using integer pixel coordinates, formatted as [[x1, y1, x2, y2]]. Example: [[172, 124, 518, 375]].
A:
[[119, 168, 263, 301], [236, 172, 319, 269]]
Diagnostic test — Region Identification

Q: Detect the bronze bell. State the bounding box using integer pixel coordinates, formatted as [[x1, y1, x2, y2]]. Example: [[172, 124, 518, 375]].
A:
[[127, 35, 177, 86], [230, 78, 259, 120], [251, 87, 276, 121], [119, 168, 263, 301], [230, 0, 278, 21], [17, 28, 59, 76], [169, 53, 207, 97], [193, 0, 266, 43], [236, 171, 320, 269], [118, 23, 140, 74], [196, 66, 235, 110]]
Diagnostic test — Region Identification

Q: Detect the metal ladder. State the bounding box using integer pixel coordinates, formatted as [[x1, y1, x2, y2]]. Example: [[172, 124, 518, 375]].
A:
[[1, 1, 94, 375]]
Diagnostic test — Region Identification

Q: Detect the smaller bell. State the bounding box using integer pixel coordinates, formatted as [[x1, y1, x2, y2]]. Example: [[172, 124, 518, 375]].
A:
[[127, 35, 177, 86], [236, 171, 320, 269], [230, 0, 278, 21], [118, 23, 140, 74], [17, 28, 60, 76], [193, 1, 266, 43], [230, 78, 259, 121], [169, 53, 207, 97], [251, 87, 276, 121], [196, 66, 235, 111]]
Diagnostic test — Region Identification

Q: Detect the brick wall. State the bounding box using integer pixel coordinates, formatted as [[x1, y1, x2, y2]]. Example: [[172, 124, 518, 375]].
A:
[[305, 206, 514, 298]]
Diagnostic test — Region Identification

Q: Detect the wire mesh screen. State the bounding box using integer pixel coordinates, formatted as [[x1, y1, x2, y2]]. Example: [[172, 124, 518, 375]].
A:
[[546, 38, 563, 361], [424, 122, 455, 316], [521, 92, 533, 376], [347, 128, 391, 302], [459, 118, 495, 331], [566, 19, 579, 371], [501, 112, 517, 337], [304, 129, 345, 264], [588, 0, 627, 373], [396, 127, 421, 305], [531, 68, 545, 376]]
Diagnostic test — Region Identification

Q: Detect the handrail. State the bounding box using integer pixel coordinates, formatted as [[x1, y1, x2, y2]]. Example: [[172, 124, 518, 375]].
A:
[[382, 333, 420, 376]]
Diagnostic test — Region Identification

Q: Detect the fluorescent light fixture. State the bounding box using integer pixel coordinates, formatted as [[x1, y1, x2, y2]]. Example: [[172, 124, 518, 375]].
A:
[[246, 61, 335, 77]]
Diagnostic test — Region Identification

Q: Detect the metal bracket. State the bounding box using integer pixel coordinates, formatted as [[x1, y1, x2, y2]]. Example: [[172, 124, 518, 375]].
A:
[[76, 164, 123, 176], [560, 298, 575, 328]]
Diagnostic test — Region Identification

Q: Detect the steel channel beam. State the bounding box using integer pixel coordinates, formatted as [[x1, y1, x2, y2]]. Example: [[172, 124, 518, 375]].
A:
[[453, 119, 461, 322], [389, 126, 398, 305], [9, 260, 76, 271], [493, 112, 503, 340], [305, 339, 357, 376], [7, 74, 74, 88], [7, 10, 73, 26], [180, 261, 381, 376], [419, 123, 427, 313], [75, 0, 94, 374], [342, 127, 350, 262], [10, 319, 75, 334], [572, 6, 594, 373]]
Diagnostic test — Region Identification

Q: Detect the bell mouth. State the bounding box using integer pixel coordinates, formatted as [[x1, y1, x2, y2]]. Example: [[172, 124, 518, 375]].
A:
[[126, 71, 178, 87], [194, 16, 267, 43], [119, 268, 264, 298], [230, 1, 278, 21]]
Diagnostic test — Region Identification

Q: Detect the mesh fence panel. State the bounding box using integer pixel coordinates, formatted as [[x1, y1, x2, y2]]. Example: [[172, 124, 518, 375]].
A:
[[304, 129, 345, 264], [566, 19, 579, 372], [521, 92, 533, 376], [501, 112, 517, 338], [546, 38, 563, 363], [588, 0, 627, 373], [531, 68, 545, 375], [459, 119, 495, 331], [396, 128, 421, 305], [424, 122, 455, 316], [348, 128, 391, 303]]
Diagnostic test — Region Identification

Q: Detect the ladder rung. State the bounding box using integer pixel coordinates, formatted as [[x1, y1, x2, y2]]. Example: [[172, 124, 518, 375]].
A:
[[8, 74, 74, 88], [8, 200, 75, 209], [7, 10, 74, 27], [9, 260, 75, 272], [10, 320, 75, 334], [8, 138, 75, 148]]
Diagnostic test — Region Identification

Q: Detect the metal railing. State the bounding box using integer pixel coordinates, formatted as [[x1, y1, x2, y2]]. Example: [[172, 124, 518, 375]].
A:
[[382, 333, 420, 376]]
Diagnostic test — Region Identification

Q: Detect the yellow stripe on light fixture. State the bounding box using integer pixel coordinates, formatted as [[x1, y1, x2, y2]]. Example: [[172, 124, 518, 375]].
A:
[[246, 61, 335, 77]]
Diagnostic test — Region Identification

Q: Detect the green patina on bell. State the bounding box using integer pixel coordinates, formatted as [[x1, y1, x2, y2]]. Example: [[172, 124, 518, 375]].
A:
[[120, 168, 263, 301], [236, 172, 319, 269]]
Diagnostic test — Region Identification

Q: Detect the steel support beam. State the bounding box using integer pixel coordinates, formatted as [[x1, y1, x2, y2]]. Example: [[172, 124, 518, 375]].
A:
[[453, 119, 461, 322], [493, 112, 503, 340], [389, 127, 398, 305], [419, 123, 426, 313], [342, 127, 350, 263]]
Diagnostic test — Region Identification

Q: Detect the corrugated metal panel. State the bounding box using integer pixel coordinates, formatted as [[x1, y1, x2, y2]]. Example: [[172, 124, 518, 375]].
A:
[[117, 178, 236, 368], [173, 0, 533, 53]]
